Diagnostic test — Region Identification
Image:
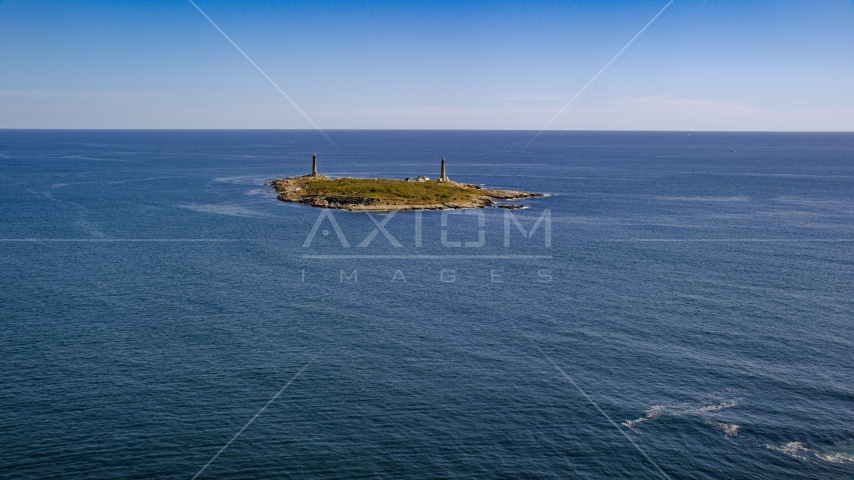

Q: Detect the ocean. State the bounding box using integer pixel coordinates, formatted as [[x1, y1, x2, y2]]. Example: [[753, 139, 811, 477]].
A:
[[1, 130, 853, 479]]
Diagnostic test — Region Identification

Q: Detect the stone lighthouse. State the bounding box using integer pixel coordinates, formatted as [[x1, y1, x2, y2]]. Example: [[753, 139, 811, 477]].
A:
[[312, 153, 317, 176], [440, 157, 448, 182]]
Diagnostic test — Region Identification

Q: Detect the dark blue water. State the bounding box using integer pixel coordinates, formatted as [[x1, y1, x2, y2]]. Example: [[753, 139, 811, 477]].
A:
[[1, 130, 853, 479]]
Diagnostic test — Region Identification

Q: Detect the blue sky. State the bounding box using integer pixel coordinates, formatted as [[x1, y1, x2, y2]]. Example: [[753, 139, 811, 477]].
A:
[[1, 0, 853, 130]]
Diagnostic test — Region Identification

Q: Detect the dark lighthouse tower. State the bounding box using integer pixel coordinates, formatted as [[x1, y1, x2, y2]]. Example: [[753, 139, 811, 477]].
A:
[[312, 153, 317, 176], [440, 157, 448, 182]]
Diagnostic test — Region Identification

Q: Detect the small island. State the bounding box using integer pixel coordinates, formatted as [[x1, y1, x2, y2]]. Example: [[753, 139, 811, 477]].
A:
[[272, 155, 543, 211]]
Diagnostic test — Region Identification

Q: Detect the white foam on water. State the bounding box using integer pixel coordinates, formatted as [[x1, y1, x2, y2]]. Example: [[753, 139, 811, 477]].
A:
[[623, 405, 666, 433], [687, 399, 741, 414], [213, 176, 270, 185], [178, 203, 270, 218], [622, 397, 742, 433], [246, 189, 267, 196], [762, 441, 854, 465], [766, 442, 812, 462], [817, 443, 854, 464], [107, 176, 181, 185], [818, 453, 854, 464], [707, 421, 740, 437], [654, 195, 750, 203]]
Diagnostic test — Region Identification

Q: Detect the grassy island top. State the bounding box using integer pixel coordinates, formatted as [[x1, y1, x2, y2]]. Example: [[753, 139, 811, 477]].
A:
[[272, 174, 542, 211], [298, 177, 476, 203]]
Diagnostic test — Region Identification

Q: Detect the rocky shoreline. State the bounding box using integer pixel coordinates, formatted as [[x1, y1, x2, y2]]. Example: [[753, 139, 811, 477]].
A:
[[271, 174, 543, 211]]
